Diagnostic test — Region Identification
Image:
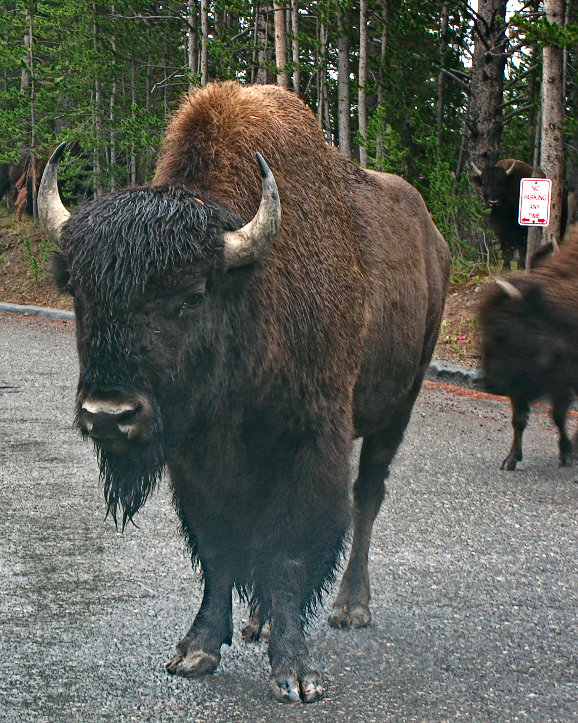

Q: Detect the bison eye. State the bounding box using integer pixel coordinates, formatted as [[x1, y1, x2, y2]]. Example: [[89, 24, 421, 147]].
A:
[[178, 293, 204, 316], [176, 278, 207, 318]]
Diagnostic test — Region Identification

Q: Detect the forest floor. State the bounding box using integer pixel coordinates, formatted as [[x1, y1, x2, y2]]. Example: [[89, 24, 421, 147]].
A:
[[0, 209, 499, 368]]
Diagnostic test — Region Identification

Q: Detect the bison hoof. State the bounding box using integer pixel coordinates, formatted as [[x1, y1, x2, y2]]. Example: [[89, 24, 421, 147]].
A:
[[327, 603, 371, 629], [241, 619, 271, 643], [270, 671, 324, 704], [165, 649, 220, 678], [500, 455, 519, 471]]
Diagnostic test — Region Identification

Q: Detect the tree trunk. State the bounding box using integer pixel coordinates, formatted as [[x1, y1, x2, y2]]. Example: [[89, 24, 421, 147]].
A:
[[188, 0, 199, 88], [540, 0, 566, 245], [109, 4, 117, 191], [93, 3, 105, 196], [376, 7, 388, 165], [337, 9, 351, 159], [290, 0, 300, 94], [200, 0, 209, 86], [358, 0, 368, 167], [129, 56, 137, 187], [26, 11, 37, 219], [273, 2, 289, 88], [436, 5, 449, 148], [463, 0, 508, 174], [255, 4, 273, 84]]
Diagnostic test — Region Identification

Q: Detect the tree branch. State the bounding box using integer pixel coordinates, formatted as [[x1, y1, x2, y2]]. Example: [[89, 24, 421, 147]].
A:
[[500, 104, 534, 125]]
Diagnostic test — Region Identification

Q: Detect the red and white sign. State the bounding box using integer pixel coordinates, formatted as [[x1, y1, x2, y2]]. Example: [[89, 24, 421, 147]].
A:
[[518, 177, 551, 226]]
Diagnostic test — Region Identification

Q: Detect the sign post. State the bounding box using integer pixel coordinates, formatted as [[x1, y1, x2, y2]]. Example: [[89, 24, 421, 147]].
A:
[[518, 178, 552, 227]]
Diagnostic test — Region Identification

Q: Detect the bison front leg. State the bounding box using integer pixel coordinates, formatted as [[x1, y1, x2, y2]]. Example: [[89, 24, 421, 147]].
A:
[[166, 572, 233, 678], [501, 397, 529, 470], [268, 586, 323, 704]]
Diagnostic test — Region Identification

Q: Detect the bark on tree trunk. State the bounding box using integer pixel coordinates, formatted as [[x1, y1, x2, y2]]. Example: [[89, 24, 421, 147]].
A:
[[255, 4, 274, 84], [337, 10, 351, 159], [464, 0, 508, 174], [358, 0, 368, 167], [540, 0, 566, 246], [273, 2, 289, 88], [93, 3, 105, 196], [200, 0, 209, 86], [290, 0, 300, 94], [436, 5, 449, 148], [376, 8, 388, 165], [188, 0, 199, 88]]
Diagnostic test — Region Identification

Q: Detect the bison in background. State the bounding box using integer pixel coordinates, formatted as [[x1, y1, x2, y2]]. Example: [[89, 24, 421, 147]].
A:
[[38, 82, 449, 703], [472, 158, 543, 270], [479, 224, 578, 470], [0, 151, 46, 219]]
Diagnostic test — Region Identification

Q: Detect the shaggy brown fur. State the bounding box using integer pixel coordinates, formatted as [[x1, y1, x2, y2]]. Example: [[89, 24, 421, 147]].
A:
[[479, 224, 578, 469], [51, 82, 449, 704]]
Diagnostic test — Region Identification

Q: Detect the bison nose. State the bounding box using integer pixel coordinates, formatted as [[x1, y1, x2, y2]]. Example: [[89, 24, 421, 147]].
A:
[[79, 398, 143, 442]]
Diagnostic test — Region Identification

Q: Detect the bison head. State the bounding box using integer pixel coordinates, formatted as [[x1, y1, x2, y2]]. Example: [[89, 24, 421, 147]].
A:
[[39, 144, 280, 528], [471, 160, 517, 212]]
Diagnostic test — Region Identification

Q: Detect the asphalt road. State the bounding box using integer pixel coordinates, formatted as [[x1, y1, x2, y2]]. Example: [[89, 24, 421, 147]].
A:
[[1, 314, 576, 722]]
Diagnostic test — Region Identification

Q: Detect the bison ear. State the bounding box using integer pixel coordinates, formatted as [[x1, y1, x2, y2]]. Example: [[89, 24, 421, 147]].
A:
[[51, 252, 71, 294]]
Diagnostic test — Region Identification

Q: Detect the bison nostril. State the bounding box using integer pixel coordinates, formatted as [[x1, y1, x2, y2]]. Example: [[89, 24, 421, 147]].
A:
[[116, 406, 141, 425], [81, 399, 139, 417]]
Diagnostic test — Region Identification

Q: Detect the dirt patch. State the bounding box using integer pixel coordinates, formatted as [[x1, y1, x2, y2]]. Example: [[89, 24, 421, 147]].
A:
[[0, 211, 72, 310], [0, 209, 489, 367], [436, 279, 486, 367]]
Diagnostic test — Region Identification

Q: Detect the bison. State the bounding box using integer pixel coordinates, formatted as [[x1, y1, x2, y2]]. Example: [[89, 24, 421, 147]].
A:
[[38, 82, 449, 703], [479, 224, 578, 470], [472, 158, 546, 270]]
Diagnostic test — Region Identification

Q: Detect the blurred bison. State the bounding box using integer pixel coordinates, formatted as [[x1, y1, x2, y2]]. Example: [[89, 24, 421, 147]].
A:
[[38, 82, 449, 703], [479, 225, 578, 470]]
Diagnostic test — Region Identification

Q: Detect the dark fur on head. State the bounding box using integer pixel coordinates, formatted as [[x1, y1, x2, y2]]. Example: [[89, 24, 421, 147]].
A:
[[58, 185, 242, 306]]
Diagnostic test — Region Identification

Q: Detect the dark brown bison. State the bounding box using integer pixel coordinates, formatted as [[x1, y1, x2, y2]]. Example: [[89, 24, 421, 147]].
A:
[[479, 224, 578, 470], [472, 158, 546, 270], [0, 151, 46, 218], [39, 82, 449, 703]]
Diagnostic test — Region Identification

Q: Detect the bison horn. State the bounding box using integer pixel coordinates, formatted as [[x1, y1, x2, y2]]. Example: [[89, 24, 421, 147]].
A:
[[504, 160, 517, 176], [471, 161, 483, 177], [38, 142, 70, 242], [223, 153, 281, 268], [495, 279, 523, 299]]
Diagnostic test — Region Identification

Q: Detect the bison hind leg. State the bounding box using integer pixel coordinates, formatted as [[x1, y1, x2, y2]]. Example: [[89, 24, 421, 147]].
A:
[[241, 602, 271, 643], [552, 392, 574, 467], [329, 414, 410, 630]]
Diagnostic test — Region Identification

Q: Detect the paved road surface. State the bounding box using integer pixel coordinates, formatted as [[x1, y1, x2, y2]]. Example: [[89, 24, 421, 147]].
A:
[[1, 315, 576, 722]]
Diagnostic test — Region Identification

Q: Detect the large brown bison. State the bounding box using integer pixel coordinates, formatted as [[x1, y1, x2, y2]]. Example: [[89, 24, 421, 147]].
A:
[[39, 82, 449, 703], [471, 158, 550, 270], [479, 224, 578, 470]]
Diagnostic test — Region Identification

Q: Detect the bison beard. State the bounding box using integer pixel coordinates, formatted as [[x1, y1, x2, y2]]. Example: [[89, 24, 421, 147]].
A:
[[96, 443, 164, 529]]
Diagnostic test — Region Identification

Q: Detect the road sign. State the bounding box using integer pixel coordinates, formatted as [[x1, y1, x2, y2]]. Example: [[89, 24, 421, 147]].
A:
[[518, 177, 551, 226]]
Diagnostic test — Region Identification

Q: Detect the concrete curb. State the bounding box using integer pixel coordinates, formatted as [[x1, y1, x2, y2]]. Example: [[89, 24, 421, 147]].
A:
[[425, 359, 484, 390], [1, 301, 484, 389], [0, 302, 75, 322]]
